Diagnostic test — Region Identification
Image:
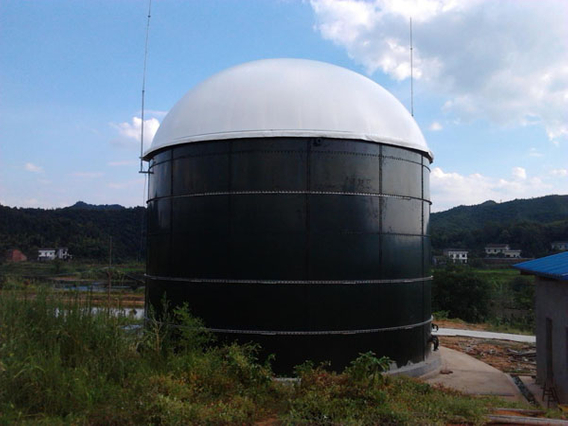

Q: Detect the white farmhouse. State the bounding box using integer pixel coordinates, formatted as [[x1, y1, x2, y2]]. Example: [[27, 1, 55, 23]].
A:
[[38, 247, 71, 261], [551, 241, 568, 251], [485, 244, 521, 258], [443, 248, 468, 264], [38, 248, 56, 261]]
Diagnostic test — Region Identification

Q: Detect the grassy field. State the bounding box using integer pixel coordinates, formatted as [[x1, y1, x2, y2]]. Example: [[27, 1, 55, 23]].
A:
[[0, 285, 533, 425], [0, 260, 146, 306], [475, 268, 520, 285], [0, 263, 542, 423], [0, 260, 145, 278]]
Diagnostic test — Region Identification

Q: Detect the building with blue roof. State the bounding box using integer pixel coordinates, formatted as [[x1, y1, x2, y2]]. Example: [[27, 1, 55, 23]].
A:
[[513, 251, 568, 405], [513, 251, 568, 282]]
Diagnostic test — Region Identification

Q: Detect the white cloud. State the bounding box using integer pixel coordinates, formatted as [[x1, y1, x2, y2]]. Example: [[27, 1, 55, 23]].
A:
[[528, 148, 544, 158], [512, 167, 526, 180], [551, 169, 568, 177], [310, 0, 568, 143], [431, 167, 552, 212], [111, 116, 160, 150], [24, 162, 43, 173], [428, 121, 442, 131], [71, 172, 104, 178]]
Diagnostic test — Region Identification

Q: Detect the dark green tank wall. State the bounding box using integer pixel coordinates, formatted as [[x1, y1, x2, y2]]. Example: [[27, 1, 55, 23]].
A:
[[145, 137, 432, 374]]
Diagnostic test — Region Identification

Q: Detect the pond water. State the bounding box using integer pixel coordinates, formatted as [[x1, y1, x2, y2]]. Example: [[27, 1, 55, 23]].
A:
[[52, 280, 143, 292], [92, 307, 145, 320]]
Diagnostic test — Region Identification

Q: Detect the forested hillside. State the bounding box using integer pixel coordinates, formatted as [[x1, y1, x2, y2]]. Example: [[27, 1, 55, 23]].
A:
[[1, 195, 567, 261], [431, 195, 568, 257], [0, 202, 146, 262]]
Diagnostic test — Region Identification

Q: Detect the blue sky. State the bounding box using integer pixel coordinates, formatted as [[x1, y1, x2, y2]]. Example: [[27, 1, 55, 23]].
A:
[[1, 0, 567, 212]]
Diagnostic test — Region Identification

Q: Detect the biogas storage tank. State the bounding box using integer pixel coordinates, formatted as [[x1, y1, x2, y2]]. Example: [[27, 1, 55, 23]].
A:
[[144, 59, 436, 375]]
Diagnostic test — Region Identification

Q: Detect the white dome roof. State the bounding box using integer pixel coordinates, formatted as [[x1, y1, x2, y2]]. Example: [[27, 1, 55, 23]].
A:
[[145, 59, 432, 161]]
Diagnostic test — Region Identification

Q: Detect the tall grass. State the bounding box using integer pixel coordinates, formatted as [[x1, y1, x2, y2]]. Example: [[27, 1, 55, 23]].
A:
[[0, 289, 277, 424], [0, 287, 524, 424]]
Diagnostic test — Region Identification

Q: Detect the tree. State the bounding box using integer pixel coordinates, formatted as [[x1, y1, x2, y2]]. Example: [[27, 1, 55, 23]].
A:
[[432, 266, 492, 323]]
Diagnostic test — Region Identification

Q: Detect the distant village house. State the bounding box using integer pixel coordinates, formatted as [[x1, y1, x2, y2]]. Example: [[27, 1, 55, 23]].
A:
[[551, 241, 568, 252], [5, 249, 27, 263], [443, 248, 468, 264], [484, 244, 521, 258], [38, 247, 71, 261]]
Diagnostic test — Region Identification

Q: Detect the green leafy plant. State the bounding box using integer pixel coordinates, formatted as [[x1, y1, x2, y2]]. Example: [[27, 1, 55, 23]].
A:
[[345, 351, 391, 385], [433, 310, 450, 320]]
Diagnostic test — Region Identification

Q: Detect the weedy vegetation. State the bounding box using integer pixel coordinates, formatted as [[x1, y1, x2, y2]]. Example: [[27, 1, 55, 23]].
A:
[[0, 284, 524, 425], [433, 265, 536, 334]]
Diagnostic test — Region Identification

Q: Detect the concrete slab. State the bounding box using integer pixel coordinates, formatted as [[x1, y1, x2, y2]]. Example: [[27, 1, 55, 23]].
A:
[[389, 350, 442, 378], [422, 346, 525, 403], [435, 328, 536, 343]]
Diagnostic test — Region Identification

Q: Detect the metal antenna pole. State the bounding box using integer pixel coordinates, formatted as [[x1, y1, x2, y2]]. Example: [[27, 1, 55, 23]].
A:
[[139, 0, 152, 173], [410, 17, 414, 117]]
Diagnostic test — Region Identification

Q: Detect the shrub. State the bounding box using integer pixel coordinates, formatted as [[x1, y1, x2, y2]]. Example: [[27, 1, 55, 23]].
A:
[[432, 266, 492, 322], [344, 351, 391, 385]]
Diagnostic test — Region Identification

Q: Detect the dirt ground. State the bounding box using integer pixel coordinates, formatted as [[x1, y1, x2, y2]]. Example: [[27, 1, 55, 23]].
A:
[[439, 336, 536, 376], [434, 319, 490, 330], [433, 319, 537, 375]]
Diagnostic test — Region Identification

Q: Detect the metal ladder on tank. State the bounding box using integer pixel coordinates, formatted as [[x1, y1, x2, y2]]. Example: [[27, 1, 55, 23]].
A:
[[542, 377, 559, 408]]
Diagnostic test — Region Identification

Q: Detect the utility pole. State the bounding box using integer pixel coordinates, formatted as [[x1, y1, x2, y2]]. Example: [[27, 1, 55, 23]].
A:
[[107, 236, 112, 305]]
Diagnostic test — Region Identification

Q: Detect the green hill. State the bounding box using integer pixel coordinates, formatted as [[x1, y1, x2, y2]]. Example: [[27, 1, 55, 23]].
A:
[[431, 195, 568, 256], [0, 203, 146, 262], [68, 201, 126, 211]]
